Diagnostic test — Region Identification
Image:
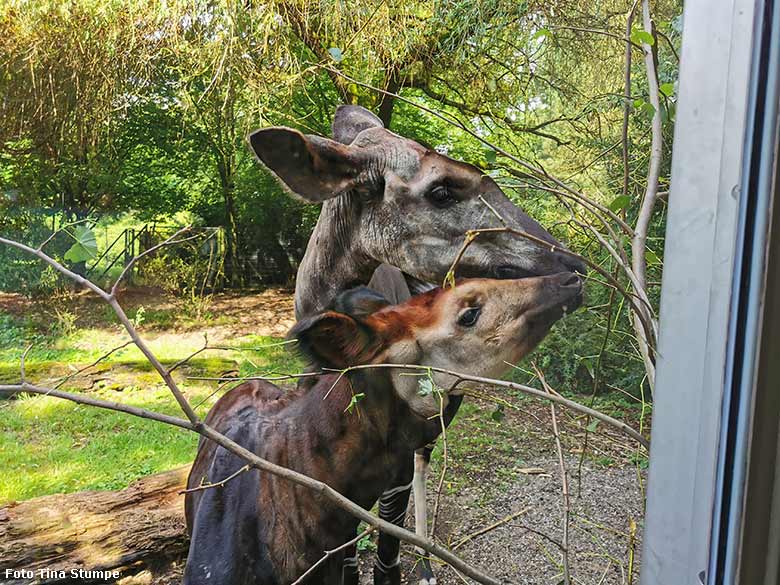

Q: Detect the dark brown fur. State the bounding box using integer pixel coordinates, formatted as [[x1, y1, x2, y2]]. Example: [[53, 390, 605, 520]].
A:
[[184, 370, 444, 585]]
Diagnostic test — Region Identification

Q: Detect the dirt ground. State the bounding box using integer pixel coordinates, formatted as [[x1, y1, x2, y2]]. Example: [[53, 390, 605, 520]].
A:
[[0, 286, 297, 340], [1, 287, 646, 584]]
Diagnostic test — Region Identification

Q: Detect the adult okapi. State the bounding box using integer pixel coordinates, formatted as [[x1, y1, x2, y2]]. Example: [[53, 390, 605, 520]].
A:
[[185, 274, 583, 585], [245, 105, 585, 584]]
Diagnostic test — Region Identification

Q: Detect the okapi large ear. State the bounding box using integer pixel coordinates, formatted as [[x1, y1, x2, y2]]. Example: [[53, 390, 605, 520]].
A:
[[288, 311, 382, 369], [332, 105, 384, 145], [248, 128, 368, 203]]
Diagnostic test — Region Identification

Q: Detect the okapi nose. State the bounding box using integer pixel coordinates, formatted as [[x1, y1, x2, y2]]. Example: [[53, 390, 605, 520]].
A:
[[560, 272, 582, 287], [559, 253, 587, 275]]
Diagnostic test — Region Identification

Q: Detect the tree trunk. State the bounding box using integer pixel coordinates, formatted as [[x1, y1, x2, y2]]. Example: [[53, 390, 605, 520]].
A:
[[0, 467, 189, 584], [378, 70, 401, 127], [219, 163, 242, 289]]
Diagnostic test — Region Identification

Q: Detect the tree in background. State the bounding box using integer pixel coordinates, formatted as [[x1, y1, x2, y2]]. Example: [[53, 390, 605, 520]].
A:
[[0, 0, 681, 397]]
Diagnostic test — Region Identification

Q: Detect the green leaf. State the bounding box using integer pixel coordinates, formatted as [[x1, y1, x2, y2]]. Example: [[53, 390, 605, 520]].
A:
[[64, 226, 97, 263], [608, 195, 631, 213], [533, 28, 552, 41], [418, 378, 435, 396], [640, 102, 656, 118], [645, 249, 662, 266], [586, 420, 600, 433], [491, 403, 505, 422], [631, 29, 655, 46], [328, 47, 343, 62], [357, 532, 376, 552], [344, 392, 365, 413], [484, 149, 497, 164], [660, 82, 675, 97]]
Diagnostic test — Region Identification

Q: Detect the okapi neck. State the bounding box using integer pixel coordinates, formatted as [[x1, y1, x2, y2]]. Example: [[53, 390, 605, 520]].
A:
[[293, 194, 378, 319], [298, 369, 436, 450]]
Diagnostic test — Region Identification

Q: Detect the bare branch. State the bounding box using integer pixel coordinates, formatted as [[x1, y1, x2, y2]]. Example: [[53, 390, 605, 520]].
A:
[[622, 2, 640, 203], [110, 226, 195, 297], [20, 344, 32, 384], [192, 363, 649, 450], [535, 365, 571, 585], [630, 0, 664, 390], [291, 527, 375, 585], [167, 333, 209, 375], [503, 173, 635, 237], [0, 382, 194, 430], [547, 24, 643, 50], [37, 218, 91, 252], [53, 341, 134, 389], [430, 387, 449, 538], [180, 464, 251, 495], [452, 508, 529, 551], [334, 365, 649, 449], [0, 235, 111, 300]]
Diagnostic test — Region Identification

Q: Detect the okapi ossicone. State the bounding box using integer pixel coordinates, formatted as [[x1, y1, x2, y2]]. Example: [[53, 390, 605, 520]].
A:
[[184, 273, 582, 585], [247, 105, 585, 585]]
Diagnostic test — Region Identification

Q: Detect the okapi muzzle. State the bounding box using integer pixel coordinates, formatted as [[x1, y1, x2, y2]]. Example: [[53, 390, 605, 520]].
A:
[[183, 273, 581, 585]]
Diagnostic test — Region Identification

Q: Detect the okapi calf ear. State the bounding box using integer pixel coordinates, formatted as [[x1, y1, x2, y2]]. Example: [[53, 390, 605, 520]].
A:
[[289, 310, 382, 370], [247, 128, 371, 203], [330, 286, 391, 317]]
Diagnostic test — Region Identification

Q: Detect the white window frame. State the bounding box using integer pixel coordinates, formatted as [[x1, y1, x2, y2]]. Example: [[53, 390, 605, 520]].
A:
[[642, 0, 780, 583]]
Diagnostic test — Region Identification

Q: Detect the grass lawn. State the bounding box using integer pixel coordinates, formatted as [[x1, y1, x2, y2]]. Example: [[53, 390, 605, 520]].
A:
[[0, 291, 302, 504]]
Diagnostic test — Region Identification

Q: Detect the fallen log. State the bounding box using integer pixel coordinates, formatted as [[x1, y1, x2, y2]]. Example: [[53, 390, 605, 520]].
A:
[[0, 467, 189, 584]]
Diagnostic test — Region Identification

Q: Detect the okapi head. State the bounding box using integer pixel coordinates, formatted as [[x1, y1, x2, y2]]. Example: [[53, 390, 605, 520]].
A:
[[291, 272, 582, 418], [249, 105, 585, 318]]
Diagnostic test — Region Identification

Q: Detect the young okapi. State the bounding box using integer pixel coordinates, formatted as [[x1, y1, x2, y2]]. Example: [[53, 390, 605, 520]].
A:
[[248, 106, 586, 585], [184, 273, 583, 585]]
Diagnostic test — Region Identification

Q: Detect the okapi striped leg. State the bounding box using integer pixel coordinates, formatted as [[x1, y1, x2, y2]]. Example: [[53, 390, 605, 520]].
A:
[[342, 542, 359, 585], [413, 446, 436, 585], [373, 462, 414, 585]]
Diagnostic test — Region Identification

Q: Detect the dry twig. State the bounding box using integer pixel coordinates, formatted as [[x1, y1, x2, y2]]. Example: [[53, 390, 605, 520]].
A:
[[630, 0, 664, 390], [180, 464, 251, 495], [452, 508, 529, 551], [291, 527, 376, 585], [535, 365, 571, 585]]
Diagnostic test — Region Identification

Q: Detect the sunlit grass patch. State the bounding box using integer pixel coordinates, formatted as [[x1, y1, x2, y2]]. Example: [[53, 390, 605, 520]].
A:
[[0, 384, 213, 503], [0, 304, 304, 503]]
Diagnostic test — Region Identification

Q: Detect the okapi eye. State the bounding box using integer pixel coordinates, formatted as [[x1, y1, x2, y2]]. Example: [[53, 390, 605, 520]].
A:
[[427, 185, 455, 208], [457, 306, 481, 327]]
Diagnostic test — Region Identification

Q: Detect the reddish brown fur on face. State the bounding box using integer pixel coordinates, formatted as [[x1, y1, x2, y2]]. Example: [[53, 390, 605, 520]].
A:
[[364, 286, 445, 344]]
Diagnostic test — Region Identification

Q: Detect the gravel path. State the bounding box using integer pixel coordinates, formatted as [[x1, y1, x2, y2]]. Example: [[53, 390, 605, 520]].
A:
[[137, 453, 645, 585], [350, 457, 644, 585]]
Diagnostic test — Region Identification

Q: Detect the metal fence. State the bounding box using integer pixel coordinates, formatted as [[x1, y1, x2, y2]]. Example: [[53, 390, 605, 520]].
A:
[[86, 224, 297, 290]]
